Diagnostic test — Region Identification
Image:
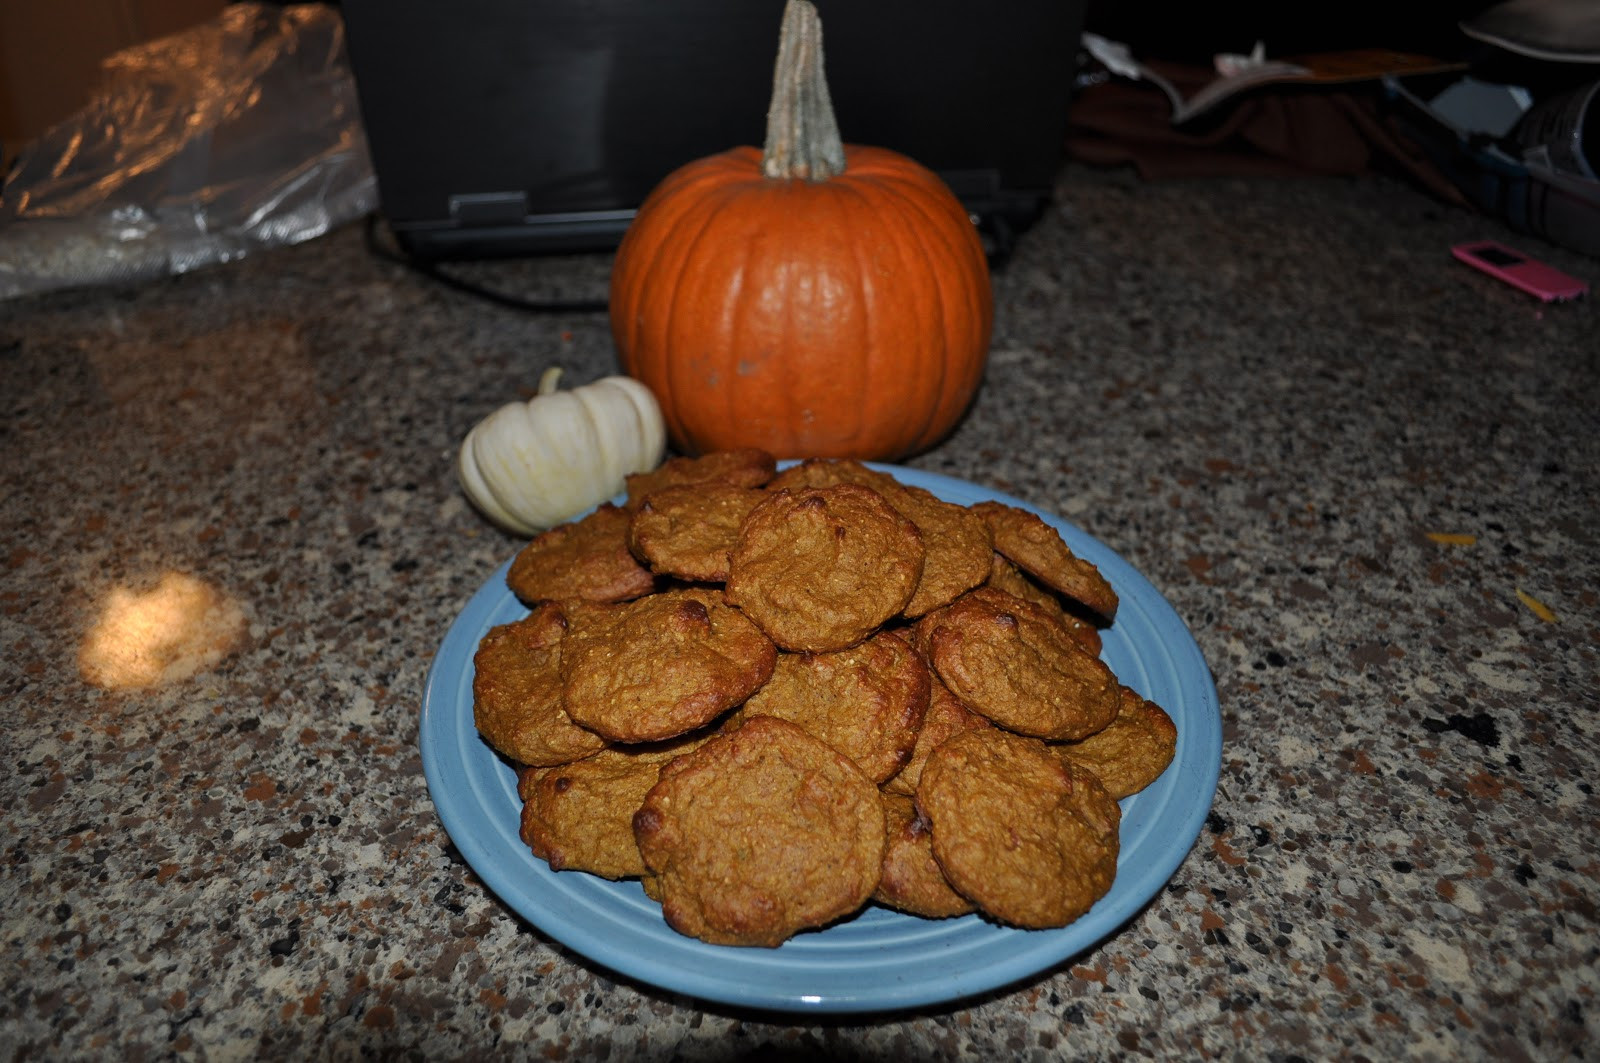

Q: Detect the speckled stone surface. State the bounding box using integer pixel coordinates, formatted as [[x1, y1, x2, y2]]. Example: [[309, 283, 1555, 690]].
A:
[[3, 166, 1597, 1060]]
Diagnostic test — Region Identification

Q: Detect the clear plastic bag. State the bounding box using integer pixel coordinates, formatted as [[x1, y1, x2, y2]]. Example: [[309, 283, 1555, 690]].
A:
[[0, 2, 376, 300]]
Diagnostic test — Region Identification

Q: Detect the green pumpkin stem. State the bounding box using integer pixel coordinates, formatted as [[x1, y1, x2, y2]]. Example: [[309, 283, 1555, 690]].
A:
[[761, 0, 847, 181]]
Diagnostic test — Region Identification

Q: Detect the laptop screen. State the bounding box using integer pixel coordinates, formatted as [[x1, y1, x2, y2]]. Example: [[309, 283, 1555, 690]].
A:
[[342, 0, 1085, 259]]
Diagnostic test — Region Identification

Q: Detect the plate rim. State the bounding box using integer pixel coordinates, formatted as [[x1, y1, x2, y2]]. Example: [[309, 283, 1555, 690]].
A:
[[420, 464, 1222, 1014]]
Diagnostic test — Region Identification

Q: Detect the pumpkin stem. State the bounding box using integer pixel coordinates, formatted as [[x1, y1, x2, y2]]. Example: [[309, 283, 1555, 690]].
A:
[[761, 0, 846, 181], [537, 367, 565, 396]]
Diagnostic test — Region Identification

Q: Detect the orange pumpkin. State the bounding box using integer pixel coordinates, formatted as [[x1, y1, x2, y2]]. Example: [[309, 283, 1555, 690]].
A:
[[609, 0, 992, 461]]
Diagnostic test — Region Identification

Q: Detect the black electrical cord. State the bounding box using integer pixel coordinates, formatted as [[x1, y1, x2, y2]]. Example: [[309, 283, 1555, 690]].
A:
[[362, 213, 610, 314], [363, 209, 1013, 309]]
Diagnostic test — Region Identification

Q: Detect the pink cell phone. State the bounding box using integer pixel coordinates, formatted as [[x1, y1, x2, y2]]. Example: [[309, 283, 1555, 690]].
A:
[[1451, 240, 1589, 302]]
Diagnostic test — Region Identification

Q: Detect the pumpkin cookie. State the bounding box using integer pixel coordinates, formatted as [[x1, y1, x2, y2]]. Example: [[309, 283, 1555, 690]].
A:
[[1053, 685, 1178, 799], [624, 447, 777, 506], [881, 674, 992, 797], [560, 588, 776, 743], [917, 727, 1120, 929], [873, 792, 975, 919], [472, 602, 607, 767], [768, 459, 991, 616], [519, 736, 706, 880], [985, 553, 1102, 655], [627, 481, 767, 583], [632, 715, 885, 947], [731, 629, 930, 784], [888, 485, 993, 617], [507, 502, 657, 606], [725, 483, 924, 652], [970, 500, 1119, 622], [915, 587, 1119, 740], [767, 457, 902, 495]]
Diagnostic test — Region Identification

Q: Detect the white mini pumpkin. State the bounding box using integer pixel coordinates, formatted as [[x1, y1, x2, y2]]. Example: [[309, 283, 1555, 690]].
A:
[[457, 368, 666, 535]]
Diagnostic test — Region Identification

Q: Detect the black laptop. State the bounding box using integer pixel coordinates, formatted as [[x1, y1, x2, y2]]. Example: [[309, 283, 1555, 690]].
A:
[[341, 0, 1086, 260]]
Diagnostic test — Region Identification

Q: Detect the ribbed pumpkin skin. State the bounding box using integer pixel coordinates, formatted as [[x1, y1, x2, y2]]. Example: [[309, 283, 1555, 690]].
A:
[[609, 144, 992, 461]]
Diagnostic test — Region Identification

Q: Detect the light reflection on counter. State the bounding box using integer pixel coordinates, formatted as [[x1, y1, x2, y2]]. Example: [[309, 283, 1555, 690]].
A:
[[78, 571, 248, 690]]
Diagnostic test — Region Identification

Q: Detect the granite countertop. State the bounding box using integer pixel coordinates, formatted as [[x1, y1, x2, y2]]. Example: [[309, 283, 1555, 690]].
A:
[[3, 165, 1596, 1059]]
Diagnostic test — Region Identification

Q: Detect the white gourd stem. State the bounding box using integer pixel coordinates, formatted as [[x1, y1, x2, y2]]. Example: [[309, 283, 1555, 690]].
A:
[[537, 366, 564, 396], [761, 0, 846, 181]]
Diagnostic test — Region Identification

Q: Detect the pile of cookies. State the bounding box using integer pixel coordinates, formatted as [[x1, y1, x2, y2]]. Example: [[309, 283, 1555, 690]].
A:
[[471, 449, 1177, 947]]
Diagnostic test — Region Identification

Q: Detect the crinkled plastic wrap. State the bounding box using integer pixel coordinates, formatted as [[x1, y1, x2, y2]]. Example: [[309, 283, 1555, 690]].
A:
[[0, 2, 376, 300]]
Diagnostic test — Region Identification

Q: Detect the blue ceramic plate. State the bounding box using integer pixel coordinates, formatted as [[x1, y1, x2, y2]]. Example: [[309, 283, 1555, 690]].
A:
[[420, 466, 1222, 1014]]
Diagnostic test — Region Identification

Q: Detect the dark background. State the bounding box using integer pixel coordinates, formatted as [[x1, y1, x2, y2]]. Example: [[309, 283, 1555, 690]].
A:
[[1082, 1, 1505, 60]]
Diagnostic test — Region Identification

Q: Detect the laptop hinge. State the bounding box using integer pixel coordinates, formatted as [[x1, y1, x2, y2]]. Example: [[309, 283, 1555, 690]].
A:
[[448, 191, 529, 227]]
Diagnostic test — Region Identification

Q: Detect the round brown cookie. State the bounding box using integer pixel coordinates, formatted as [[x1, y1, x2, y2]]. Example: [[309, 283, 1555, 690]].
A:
[[873, 792, 976, 919], [1052, 685, 1178, 799], [915, 587, 1120, 740], [507, 502, 657, 606], [881, 674, 992, 797], [519, 735, 707, 880], [766, 457, 902, 494], [768, 460, 991, 617], [731, 629, 930, 784], [624, 447, 777, 507], [632, 715, 886, 947], [985, 553, 1102, 656], [561, 588, 776, 743], [627, 481, 767, 583], [725, 484, 925, 652], [472, 602, 607, 767], [916, 727, 1121, 929], [970, 500, 1119, 622], [888, 485, 993, 617]]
